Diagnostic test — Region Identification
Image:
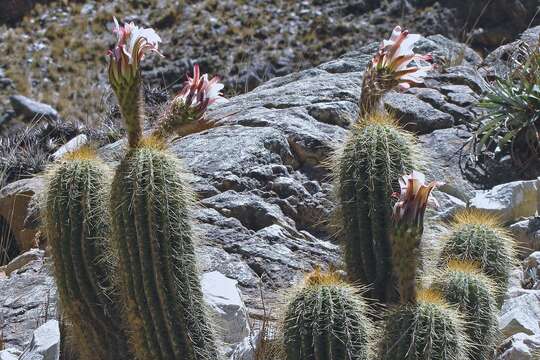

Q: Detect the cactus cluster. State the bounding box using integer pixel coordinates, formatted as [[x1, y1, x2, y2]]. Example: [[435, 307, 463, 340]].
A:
[[43, 18, 518, 360], [45, 18, 224, 360], [291, 25, 516, 360]]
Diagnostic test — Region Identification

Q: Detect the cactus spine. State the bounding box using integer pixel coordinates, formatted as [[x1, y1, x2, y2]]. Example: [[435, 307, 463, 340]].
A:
[[439, 209, 515, 292], [45, 148, 129, 360], [432, 261, 498, 360], [110, 137, 219, 360], [283, 270, 373, 360], [334, 113, 418, 303], [378, 289, 468, 360]]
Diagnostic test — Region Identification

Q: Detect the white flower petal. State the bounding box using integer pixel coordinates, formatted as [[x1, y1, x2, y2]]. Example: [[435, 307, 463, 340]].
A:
[[390, 26, 402, 41], [207, 83, 224, 98], [395, 33, 421, 58]]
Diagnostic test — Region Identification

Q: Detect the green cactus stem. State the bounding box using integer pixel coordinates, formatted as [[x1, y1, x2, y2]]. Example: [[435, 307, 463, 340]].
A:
[[333, 113, 418, 303], [432, 260, 498, 360], [378, 289, 469, 360], [439, 209, 516, 293], [110, 137, 219, 360], [283, 269, 373, 360], [45, 148, 129, 360]]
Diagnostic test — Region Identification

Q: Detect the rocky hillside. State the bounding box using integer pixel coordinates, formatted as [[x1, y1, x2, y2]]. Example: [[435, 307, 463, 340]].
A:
[[1, 22, 539, 358], [1, 0, 538, 132]]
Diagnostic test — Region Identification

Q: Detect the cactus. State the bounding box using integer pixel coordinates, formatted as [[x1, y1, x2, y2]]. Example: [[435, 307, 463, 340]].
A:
[[282, 269, 373, 360], [432, 260, 498, 360], [45, 148, 129, 360], [378, 289, 469, 360], [110, 137, 219, 360], [439, 209, 515, 292], [333, 113, 419, 303]]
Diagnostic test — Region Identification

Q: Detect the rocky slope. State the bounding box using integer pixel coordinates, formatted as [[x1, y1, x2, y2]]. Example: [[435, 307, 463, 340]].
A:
[[1, 26, 540, 359]]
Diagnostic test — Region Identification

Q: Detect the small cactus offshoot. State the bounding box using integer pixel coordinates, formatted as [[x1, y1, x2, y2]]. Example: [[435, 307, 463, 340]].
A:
[[153, 64, 227, 139], [432, 260, 499, 360], [283, 269, 373, 360], [360, 26, 432, 116], [439, 209, 516, 293]]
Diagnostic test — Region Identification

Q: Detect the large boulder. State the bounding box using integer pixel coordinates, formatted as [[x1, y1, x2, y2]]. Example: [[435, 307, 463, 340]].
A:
[[0, 177, 44, 263], [470, 179, 539, 224], [9, 95, 58, 123], [18, 320, 59, 360]]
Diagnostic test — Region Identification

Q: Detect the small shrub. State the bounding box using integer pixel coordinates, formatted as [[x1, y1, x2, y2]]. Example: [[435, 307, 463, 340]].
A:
[[470, 40, 540, 180]]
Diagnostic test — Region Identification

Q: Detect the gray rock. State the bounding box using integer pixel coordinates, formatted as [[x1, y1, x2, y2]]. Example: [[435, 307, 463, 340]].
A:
[[497, 333, 540, 360], [470, 179, 539, 223], [18, 320, 59, 360], [419, 127, 476, 201], [523, 252, 540, 290], [201, 271, 250, 345], [9, 96, 58, 122], [383, 92, 454, 133], [0, 349, 20, 360], [499, 289, 540, 337], [510, 218, 540, 257], [4, 249, 43, 277], [51, 134, 88, 160], [0, 177, 44, 256], [0, 252, 56, 350]]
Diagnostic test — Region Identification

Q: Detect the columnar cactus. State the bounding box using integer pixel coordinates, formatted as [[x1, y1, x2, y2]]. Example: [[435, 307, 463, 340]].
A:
[[283, 270, 373, 360], [110, 138, 219, 360], [334, 26, 432, 303], [432, 260, 498, 360], [107, 19, 220, 360], [334, 113, 419, 302], [377, 172, 468, 359], [439, 209, 516, 293], [378, 289, 468, 360], [45, 148, 129, 360]]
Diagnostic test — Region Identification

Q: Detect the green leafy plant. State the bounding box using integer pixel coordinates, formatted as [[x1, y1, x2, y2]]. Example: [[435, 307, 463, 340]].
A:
[[471, 41, 540, 179]]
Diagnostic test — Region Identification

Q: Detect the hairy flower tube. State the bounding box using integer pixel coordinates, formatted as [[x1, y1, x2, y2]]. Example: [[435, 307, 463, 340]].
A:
[[393, 170, 440, 230], [360, 26, 433, 116], [107, 17, 162, 148], [392, 171, 441, 304], [108, 17, 162, 89], [154, 64, 228, 139]]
